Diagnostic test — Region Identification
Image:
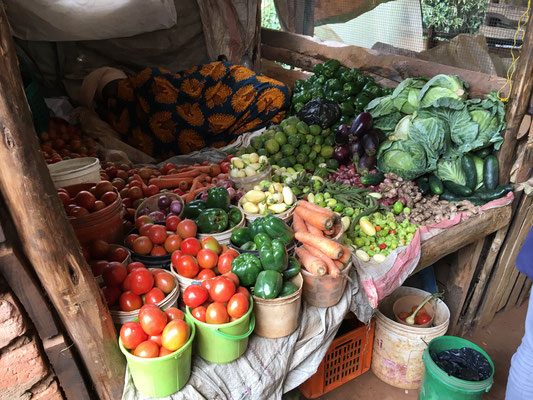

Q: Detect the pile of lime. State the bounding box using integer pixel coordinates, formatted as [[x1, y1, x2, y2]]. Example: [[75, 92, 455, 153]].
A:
[[238, 116, 339, 173]]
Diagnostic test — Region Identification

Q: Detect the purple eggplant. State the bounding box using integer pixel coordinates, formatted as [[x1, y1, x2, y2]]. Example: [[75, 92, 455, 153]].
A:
[[348, 140, 364, 165], [370, 128, 386, 144], [333, 145, 350, 165], [362, 133, 379, 156], [349, 112, 373, 138], [335, 124, 350, 144], [358, 154, 377, 175]]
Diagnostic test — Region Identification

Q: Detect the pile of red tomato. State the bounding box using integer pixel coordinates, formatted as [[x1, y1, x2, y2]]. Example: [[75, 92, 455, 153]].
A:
[[82, 239, 129, 277], [101, 261, 177, 312], [125, 215, 195, 257], [120, 305, 189, 358], [57, 180, 118, 218]]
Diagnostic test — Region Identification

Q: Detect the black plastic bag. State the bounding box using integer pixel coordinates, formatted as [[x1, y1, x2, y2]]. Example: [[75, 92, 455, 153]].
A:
[[296, 98, 340, 129], [430, 347, 492, 381]]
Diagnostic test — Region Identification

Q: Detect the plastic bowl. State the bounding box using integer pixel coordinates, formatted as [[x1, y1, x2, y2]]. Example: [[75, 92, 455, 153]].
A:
[[393, 295, 435, 328]]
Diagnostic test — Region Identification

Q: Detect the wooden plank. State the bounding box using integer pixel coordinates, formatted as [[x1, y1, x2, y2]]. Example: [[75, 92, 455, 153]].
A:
[[515, 142, 533, 182], [487, 3, 529, 23], [412, 205, 513, 275], [506, 273, 528, 310], [479, 25, 521, 41], [445, 240, 485, 334], [517, 279, 532, 306], [261, 28, 508, 99], [260, 59, 312, 87], [497, 267, 520, 311], [497, 16, 533, 184], [518, 114, 531, 139], [0, 5, 124, 399]]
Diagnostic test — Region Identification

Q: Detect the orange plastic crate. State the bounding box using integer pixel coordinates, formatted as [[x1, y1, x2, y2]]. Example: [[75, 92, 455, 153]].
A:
[[299, 315, 375, 398]]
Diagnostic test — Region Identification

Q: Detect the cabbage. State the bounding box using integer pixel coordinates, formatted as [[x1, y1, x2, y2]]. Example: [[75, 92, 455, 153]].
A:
[[467, 91, 505, 151], [377, 139, 430, 180], [417, 74, 468, 107], [391, 78, 428, 114], [389, 115, 411, 141], [436, 157, 466, 185]]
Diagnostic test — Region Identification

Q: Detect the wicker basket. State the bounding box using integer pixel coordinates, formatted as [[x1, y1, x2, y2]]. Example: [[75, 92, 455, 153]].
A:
[[238, 199, 296, 225], [197, 206, 245, 245], [134, 193, 184, 220]]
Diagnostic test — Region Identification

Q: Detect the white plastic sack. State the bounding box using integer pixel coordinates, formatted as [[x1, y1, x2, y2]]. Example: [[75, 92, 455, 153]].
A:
[[5, 0, 177, 41]]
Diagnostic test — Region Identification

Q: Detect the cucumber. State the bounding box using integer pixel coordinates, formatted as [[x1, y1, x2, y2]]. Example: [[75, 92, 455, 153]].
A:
[[476, 185, 514, 201], [443, 180, 473, 197], [483, 155, 499, 190], [475, 147, 492, 159], [415, 177, 430, 195], [360, 172, 385, 186], [439, 191, 457, 201], [440, 192, 484, 206], [428, 174, 444, 195], [461, 154, 477, 190]]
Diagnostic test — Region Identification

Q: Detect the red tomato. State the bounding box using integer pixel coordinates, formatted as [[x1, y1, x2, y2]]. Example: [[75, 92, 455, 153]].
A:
[[220, 161, 230, 174], [176, 219, 197, 239], [120, 321, 147, 349], [150, 268, 165, 276], [200, 236, 222, 254], [102, 286, 121, 307], [197, 249, 218, 269], [175, 255, 199, 278], [128, 186, 143, 200], [154, 272, 176, 294], [138, 304, 168, 336], [197, 269, 216, 280], [206, 303, 229, 324], [144, 184, 159, 197], [110, 247, 129, 262], [125, 234, 139, 249], [398, 312, 409, 321], [217, 253, 234, 275], [191, 306, 207, 322], [121, 274, 132, 291], [181, 238, 201, 256], [93, 201, 106, 211], [183, 285, 208, 308], [133, 340, 159, 358], [130, 269, 155, 295], [171, 250, 183, 267], [102, 262, 127, 287], [161, 319, 189, 351], [222, 272, 239, 287], [148, 334, 162, 346], [90, 239, 110, 259], [145, 288, 166, 304], [159, 346, 174, 357], [164, 235, 182, 253], [69, 206, 89, 217], [415, 313, 432, 325], [227, 293, 249, 319], [201, 277, 214, 292], [135, 215, 154, 229], [127, 261, 147, 274], [166, 215, 182, 231], [119, 291, 142, 312], [94, 181, 113, 198], [101, 191, 118, 206], [209, 276, 236, 303], [237, 286, 250, 298], [148, 225, 167, 245], [222, 248, 239, 258], [74, 190, 96, 210], [165, 307, 184, 321], [150, 245, 167, 256], [91, 260, 108, 277], [133, 236, 153, 255], [57, 191, 70, 206]]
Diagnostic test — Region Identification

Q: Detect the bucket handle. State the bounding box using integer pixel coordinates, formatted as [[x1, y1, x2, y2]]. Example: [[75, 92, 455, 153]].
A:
[[213, 313, 255, 341]]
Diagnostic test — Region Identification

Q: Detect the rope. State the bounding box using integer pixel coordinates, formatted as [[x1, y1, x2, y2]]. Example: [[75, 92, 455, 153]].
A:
[[498, 0, 531, 102]]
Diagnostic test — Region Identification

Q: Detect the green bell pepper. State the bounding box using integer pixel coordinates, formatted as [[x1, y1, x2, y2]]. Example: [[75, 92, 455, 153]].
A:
[[262, 215, 295, 245], [354, 92, 372, 109], [259, 239, 288, 272], [183, 199, 206, 219], [294, 103, 304, 113], [241, 241, 257, 251], [231, 253, 263, 287], [196, 208, 228, 233], [332, 90, 348, 103], [323, 59, 341, 73], [253, 233, 271, 248], [313, 63, 325, 75], [325, 78, 343, 92], [205, 187, 230, 212], [230, 226, 252, 247], [249, 217, 268, 238], [283, 257, 302, 280], [228, 207, 242, 226], [314, 75, 326, 86], [335, 66, 349, 80], [292, 91, 311, 105], [362, 82, 382, 98], [339, 101, 355, 116], [278, 281, 299, 298], [254, 270, 283, 299]]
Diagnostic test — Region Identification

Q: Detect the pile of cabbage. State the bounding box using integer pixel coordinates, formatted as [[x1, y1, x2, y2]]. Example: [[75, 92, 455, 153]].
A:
[[366, 75, 505, 180]]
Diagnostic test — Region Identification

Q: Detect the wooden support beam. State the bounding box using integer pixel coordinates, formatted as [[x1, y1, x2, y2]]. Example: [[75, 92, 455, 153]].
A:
[[0, 5, 124, 400], [260, 59, 312, 87], [506, 273, 528, 311], [517, 279, 532, 306]]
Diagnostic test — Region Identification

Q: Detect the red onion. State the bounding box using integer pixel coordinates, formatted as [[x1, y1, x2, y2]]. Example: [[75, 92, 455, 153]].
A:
[[170, 200, 183, 215], [158, 195, 171, 209], [149, 211, 166, 222]]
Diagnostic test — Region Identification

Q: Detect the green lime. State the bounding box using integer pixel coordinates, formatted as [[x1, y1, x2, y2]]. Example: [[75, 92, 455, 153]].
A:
[[265, 139, 280, 154], [309, 124, 322, 135], [257, 148, 269, 157], [296, 121, 310, 134], [322, 128, 331, 136], [299, 144, 311, 155], [312, 144, 322, 153], [236, 148, 246, 156], [306, 135, 314, 145], [314, 136, 324, 146], [272, 174, 281, 183], [304, 161, 315, 170], [250, 136, 264, 150], [296, 134, 306, 146], [286, 116, 300, 126], [294, 163, 305, 172], [269, 125, 279, 131], [288, 155, 297, 165], [315, 156, 326, 166], [296, 153, 307, 164], [273, 152, 283, 162], [280, 119, 289, 129], [326, 159, 339, 169], [246, 145, 255, 154], [287, 134, 301, 147], [279, 158, 292, 168], [268, 157, 275, 165], [264, 130, 275, 141], [281, 144, 295, 156], [308, 150, 317, 161], [274, 131, 287, 146], [321, 145, 334, 158], [283, 125, 298, 135], [324, 135, 336, 146]]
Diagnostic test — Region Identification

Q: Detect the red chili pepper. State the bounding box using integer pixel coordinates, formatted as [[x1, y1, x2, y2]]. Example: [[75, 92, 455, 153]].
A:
[[388, 229, 396, 234], [379, 243, 387, 250]]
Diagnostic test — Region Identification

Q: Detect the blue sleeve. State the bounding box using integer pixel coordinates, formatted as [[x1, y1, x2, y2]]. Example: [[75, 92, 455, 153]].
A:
[[516, 226, 533, 281]]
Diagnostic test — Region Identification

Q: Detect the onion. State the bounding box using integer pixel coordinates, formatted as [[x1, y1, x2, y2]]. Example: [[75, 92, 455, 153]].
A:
[[227, 187, 236, 199], [170, 200, 183, 215], [138, 207, 150, 216], [200, 191, 209, 201], [149, 211, 166, 222], [158, 195, 171, 209]]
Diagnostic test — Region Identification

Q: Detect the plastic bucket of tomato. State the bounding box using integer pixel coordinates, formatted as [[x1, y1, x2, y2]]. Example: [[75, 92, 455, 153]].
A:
[[119, 314, 195, 397], [186, 297, 255, 364]]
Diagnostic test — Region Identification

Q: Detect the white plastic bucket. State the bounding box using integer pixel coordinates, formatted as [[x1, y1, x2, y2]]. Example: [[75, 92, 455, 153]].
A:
[[371, 286, 450, 389], [170, 263, 201, 294], [48, 157, 100, 188]]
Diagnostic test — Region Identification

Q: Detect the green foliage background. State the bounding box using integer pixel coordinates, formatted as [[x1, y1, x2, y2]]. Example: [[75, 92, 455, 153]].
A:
[[421, 0, 488, 35], [261, 0, 281, 30]]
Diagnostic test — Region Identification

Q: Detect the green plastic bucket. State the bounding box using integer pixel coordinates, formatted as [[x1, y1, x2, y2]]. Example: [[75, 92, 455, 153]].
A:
[[186, 297, 255, 364], [119, 314, 196, 398], [419, 336, 494, 400]]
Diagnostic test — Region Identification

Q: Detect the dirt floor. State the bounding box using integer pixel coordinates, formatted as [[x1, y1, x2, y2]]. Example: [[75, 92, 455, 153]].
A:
[[314, 300, 528, 400]]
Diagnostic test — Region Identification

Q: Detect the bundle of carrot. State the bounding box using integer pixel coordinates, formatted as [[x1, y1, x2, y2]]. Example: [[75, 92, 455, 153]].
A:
[[293, 200, 352, 280]]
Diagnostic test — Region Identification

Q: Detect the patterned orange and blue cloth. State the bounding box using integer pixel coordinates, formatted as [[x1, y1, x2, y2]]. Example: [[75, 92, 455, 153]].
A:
[[105, 61, 290, 160]]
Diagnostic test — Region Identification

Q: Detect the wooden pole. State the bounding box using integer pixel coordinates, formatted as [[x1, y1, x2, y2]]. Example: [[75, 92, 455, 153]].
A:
[[0, 5, 125, 399]]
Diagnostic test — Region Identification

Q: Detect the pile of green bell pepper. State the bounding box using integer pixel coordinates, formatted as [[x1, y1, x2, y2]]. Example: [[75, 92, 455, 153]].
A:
[[182, 187, 242, 233], [292, 58, 392, 131], [230, 215, 294, 250]]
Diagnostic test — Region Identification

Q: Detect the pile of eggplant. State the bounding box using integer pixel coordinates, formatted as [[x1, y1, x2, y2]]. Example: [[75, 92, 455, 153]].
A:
[[333, 112, 385, 173]]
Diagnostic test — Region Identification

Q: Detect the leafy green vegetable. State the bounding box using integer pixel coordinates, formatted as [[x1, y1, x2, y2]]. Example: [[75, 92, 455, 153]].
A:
[[417, 74, 468, 107], [466, 91, 505, 151], [377, 139, 430, 180], [436, 157, 466, 185], [391, 78, 428, 114]]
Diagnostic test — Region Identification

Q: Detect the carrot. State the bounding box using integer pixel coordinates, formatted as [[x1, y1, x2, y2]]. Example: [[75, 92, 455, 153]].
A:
[[338, 246, 352, 265], [295, 232, 343, 260], [158, 170, 201, 179], [305, 221, 324, 237], [149, 176, 193, 190], [303, 244, 340, 277], [185, 185, 214, 202], [184, 176, 207, 202], [298, 200, 336, 218], [295, 247, 327, 276], [178, 180, 191, 192], [294, 206, 334, 231], [292, 213, 308, 233]]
